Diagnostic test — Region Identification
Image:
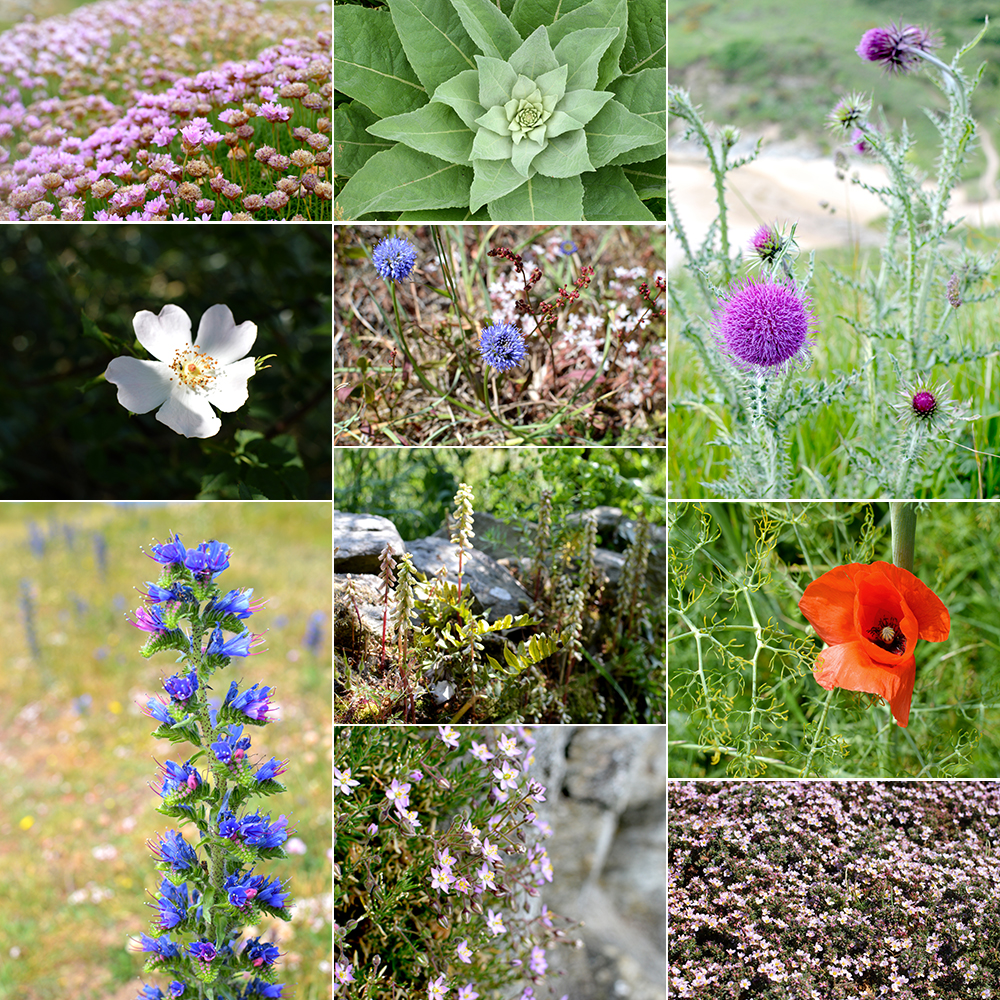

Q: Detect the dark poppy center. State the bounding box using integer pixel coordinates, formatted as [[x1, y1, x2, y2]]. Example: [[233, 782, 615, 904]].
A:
[[867, 615, 907, 655]]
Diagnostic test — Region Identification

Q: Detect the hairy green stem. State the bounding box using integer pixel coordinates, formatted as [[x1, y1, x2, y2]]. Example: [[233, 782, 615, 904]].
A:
[[890, 501, 916, 573]]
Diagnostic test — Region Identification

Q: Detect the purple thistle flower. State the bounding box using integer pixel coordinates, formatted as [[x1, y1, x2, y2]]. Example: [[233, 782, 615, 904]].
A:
[[856, 22, 940, 74], [477, 322, 527, 372], [897, 380, 952, 431], [373, 236, 417, 283], [711, 279, 816, 374]]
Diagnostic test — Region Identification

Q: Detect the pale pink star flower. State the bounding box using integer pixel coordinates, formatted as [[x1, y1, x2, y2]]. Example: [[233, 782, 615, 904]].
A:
[[104, 303, 257, 438]]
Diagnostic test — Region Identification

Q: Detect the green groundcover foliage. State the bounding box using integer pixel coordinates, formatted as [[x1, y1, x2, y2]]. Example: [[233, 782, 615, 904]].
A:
[[334, 0, 666, 221]]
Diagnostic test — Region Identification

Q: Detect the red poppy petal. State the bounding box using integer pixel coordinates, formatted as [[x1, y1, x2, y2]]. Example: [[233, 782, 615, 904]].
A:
[[799, 564, 865, 644], [813, 641, 916, 727], [870, 561, 950, 642]]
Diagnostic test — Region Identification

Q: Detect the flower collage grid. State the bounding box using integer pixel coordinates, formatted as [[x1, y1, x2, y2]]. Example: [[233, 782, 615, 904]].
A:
[[669, 3, 1000, 999]]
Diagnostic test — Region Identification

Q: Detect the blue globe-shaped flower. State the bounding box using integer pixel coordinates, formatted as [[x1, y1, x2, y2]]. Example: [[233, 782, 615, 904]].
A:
[[372, 236, 417, 283], [477, 322, 527, 372]]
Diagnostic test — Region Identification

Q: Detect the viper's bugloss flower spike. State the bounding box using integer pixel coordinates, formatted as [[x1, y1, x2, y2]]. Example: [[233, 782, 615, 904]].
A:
[[477, 322, 527, 373], [133, 534, 290, 997], [856, 22, 940, 74], [711, 278, 816, 374], [373, 235, 417, 283]]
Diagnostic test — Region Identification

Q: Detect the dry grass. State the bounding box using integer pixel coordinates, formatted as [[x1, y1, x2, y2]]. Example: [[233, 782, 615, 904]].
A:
[[334, 225, 667, 446]]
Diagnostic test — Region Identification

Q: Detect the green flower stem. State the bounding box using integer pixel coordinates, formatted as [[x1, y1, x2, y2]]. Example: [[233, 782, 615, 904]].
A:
[[913, 49, 968, 116], [890, 501, 916, 573]]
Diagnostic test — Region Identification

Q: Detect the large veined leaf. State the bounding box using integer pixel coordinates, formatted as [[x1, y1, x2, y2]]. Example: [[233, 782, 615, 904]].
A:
[[334, 102, 394, 177], [620, 0, 666, 74], [449, 0, 524, 61], [585, 98, 665, 169], [470, 157, 529, 211], [554, 27, 620, 93], [609, 68, 666, 165], [387, 0, 478, 95], [487, 173, 584, 220], [336, 145, 474, 219], [334, 6, 427, 118], [622, 154, 665, 202], [545, 0, 628, 90], [368, 102, 476, 165], [508, 0, 592, 35], [583, 165, 655, 219]]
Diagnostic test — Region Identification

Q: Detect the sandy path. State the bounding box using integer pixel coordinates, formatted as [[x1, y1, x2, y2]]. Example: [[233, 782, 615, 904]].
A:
[[668, 147, 1000, 271]]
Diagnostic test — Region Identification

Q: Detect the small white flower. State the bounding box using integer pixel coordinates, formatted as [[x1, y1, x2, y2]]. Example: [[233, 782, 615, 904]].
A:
[[104, 303, 257, 438]]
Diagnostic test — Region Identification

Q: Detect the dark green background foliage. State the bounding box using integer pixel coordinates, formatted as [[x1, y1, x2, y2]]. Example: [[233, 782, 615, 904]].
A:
[[334, 447, 665, 540], [0, 224, 332, 500]]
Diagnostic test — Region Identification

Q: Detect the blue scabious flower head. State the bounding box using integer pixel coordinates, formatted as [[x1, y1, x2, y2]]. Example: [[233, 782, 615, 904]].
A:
[[224, 680, 276, 721], [372, 235, 417, 283], [163, 670, 199, 702], [711, 278, 816, 375], [559, 240, 578, 255], [478, 322, 527, 372], [185, 539, 231, 579]]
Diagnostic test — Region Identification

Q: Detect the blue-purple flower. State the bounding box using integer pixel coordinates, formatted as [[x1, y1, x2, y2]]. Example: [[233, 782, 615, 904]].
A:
[[147, 534, 186, 565], [163, 670, 198, 702], [711, 279, 816, 374], [208, 587, 261, 619], [138, 933, 182, 960], [155, 879, 190, 929], [373, 236, 417, 283], [243, 937, 281, 969], [149, 829, 199, 872], [205, 625, 256, 658], [211, 724, 252, 766], [477, 322, 527, 373], [156, 759, 203, 799], [856, 22, 939, 74], [189, 939, 218, 963], [184, 540, 231, 578], [224, 681, 276, 721]]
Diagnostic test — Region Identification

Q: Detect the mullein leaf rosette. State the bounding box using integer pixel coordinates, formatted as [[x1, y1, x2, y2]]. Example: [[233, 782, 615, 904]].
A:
[[132, 535, 291, 998], [334, 0, 666, 220]]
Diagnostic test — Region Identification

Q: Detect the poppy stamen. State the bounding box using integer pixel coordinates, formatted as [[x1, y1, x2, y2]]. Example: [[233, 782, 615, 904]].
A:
[[867, 615, 907, 655]]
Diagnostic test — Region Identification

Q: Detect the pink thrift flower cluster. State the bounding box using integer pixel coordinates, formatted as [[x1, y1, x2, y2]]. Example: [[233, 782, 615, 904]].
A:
[[0, 0, 331, 220]]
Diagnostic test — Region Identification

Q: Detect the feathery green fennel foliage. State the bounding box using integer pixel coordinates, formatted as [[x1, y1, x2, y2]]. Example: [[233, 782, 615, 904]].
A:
[[334, 0, 666, 220]]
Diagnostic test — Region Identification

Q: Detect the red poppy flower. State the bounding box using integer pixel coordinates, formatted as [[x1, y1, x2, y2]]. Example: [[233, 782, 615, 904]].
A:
[[798, 560, 950, 727]]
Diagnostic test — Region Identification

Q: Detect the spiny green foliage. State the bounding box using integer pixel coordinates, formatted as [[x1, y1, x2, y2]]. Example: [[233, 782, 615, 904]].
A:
[[668, 21, 996, 498], [668, 502, 995, 778]]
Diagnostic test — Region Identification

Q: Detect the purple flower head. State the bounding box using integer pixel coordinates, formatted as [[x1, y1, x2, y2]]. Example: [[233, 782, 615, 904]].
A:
[[189, 939, 217, 963], [147, 533, 186, 565], [149, 829, 198, 872], [130, 604, 171, 634], [206, 625, 256, 658], [211, 724, 252, 765], [208, 587, 261, 619], [243, 936, 281, 969], [156, 759, 203, 799], [477, 322, 527, 372], [155, 878, 189, 929], [255, 757, 288, 782], [373, 235, 417, 283], [850, 127, 874, 156], [897, 380, 953, 432], [246, 979, 285, 999], [143, 696, 179, 727], [856, 22, 940, 74], [163, 670, 198, 702], [138, 933, 181, 960], [224, 680, 276, 721], [184, 540, 230, 578], [711, 278, 816, 374]]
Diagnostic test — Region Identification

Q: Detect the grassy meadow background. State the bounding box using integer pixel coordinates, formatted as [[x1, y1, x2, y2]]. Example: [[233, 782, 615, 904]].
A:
[[0, 502, 332, 1000]]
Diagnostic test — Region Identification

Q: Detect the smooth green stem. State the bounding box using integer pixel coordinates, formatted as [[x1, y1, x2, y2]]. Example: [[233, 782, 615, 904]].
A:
[[890, 501, 916, 573]]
